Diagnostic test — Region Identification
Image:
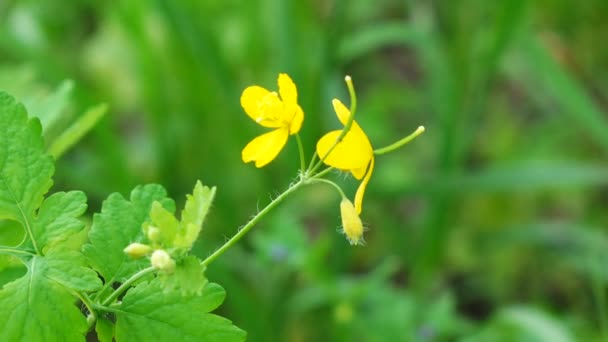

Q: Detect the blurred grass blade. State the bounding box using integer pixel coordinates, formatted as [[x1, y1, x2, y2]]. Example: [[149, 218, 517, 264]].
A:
[[521, 35, 608, 151], [48, 103, 108, 159], [36, 79, 74, 133], [338, 22, 419, 63], [436, 162, 608, 193], [499, 307, 574, 342]]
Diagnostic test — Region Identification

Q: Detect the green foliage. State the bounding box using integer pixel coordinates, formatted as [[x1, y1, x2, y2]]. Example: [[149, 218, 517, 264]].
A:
[[83, 184, 174, 283], [115, 281, 245, 342], [146, 181, 216, 251], [0, 92, 243, 341], [0, 93, 54, 238], [1, 0, 608, 340]]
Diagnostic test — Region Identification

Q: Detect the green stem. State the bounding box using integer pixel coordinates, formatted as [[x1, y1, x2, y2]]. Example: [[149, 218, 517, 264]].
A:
[[309, 178, 346, 198], [311, 167, 335, 180], [295, 134, 306, 173], [374, 126, 425, 155], [309, 76, 358, 175], [201, 180, 304, 267], [0, 246, 35, 257], [101, 266, 155, 306], [306, 151, 318, 173], [92, 275, 117, 301], [79, 293, 97, 330]]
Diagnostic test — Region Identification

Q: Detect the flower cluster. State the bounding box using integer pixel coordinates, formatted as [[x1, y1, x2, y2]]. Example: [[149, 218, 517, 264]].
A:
[[240, 73, 424, 245]]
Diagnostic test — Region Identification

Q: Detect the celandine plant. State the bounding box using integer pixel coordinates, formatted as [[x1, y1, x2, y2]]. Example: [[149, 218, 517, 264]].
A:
[[0, 74, 423, 341]]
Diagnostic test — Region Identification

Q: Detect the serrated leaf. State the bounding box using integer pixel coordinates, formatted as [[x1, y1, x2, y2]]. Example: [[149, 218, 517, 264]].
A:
[[96, 317, 115, 342], [149, 201, 179, 246], [0, 92, 54, 253], [44, 250, 102, 292], [83, 184, 175, 283], [30, 191, 87, 253], [159, 255, 207, 295], [148, 181, 215, 250], [0, 255, 90, 341], [115, 280, 245, 342], [175, 181, 215, 249]]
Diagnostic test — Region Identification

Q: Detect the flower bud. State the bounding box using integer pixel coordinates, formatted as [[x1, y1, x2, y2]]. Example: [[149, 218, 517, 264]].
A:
[[124, 243, 152, 259], [150, 249, 175, 273], [340, 198, 364, 246], [147, 225, 161, 242]]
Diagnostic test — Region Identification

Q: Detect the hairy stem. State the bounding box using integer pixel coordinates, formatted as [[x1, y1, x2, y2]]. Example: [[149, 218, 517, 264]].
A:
[[201, 180, 304, 267]]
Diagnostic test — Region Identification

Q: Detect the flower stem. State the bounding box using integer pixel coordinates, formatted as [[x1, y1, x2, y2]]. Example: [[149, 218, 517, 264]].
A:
[[309, 178, 346, 199], [101, 266, 155, 306], [374, 126, 425, 155], [295, 134, 306, 173], [311, 166, 334, 180], [201, 180, 304, 267]]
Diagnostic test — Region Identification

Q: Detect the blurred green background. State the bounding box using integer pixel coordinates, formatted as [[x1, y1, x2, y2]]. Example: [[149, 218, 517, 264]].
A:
[[1, 0, 608, 340]]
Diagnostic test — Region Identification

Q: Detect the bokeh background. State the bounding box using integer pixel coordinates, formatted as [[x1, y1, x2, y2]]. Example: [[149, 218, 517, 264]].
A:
[[1, 0, 608, 340]]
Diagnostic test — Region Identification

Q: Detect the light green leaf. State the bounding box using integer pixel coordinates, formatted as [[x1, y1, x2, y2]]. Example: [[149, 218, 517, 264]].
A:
[[115, 280, 245, 342], [148, 181, 215, 250], [159, 255, 207, 295], [0, 255, 89, 342], [83, 184, 175, 283], [44, 250, 102, 292], [176, 181, 215, 249], [31, 191, 87, 253], [96, 317, 115, 342], [0, 92, 54, 253], [149, 201, 179, 246]]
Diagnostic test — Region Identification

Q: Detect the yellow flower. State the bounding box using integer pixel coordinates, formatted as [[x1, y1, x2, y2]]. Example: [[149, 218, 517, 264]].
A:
[[339, 198, 364, 245], [241, 73, 304, 167], [317, 99, 374, 214]]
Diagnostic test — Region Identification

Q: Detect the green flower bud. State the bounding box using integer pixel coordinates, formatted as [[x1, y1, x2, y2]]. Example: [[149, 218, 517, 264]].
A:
[[150, 249, 175, 273], [147, 225, 161, 242], [124, 243, 152, 258]]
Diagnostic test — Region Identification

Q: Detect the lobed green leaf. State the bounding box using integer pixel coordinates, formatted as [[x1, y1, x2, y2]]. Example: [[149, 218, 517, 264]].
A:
[[0, 254, 98, 342], [0, 92, 54, 253], [115, 280, 245, 342]]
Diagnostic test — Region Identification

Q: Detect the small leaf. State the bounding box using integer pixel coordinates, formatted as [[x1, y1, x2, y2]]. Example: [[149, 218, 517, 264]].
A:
[[147, 181, 216, 250], [96, 317, 115, 342], [32, 191, 87, 252], [149, 201, 179, 246], [115, 280, 245, 342], [83, 184, 175, 283], [0, 255, 89, 341], [175, 181, 216, 249], [159, 255, 207, 295]]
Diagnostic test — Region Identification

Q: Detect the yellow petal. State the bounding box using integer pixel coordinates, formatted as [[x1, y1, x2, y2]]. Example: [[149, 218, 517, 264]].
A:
[[278, 73, 304, 134], [241, 86, 283, 128], [332, 98, 351, 125], [278, 73, 297, 108], [289, 105, 304, 134], [242, 128, 289, 167], [354, 157, 374, 215], [316, 130, 371, 170]]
